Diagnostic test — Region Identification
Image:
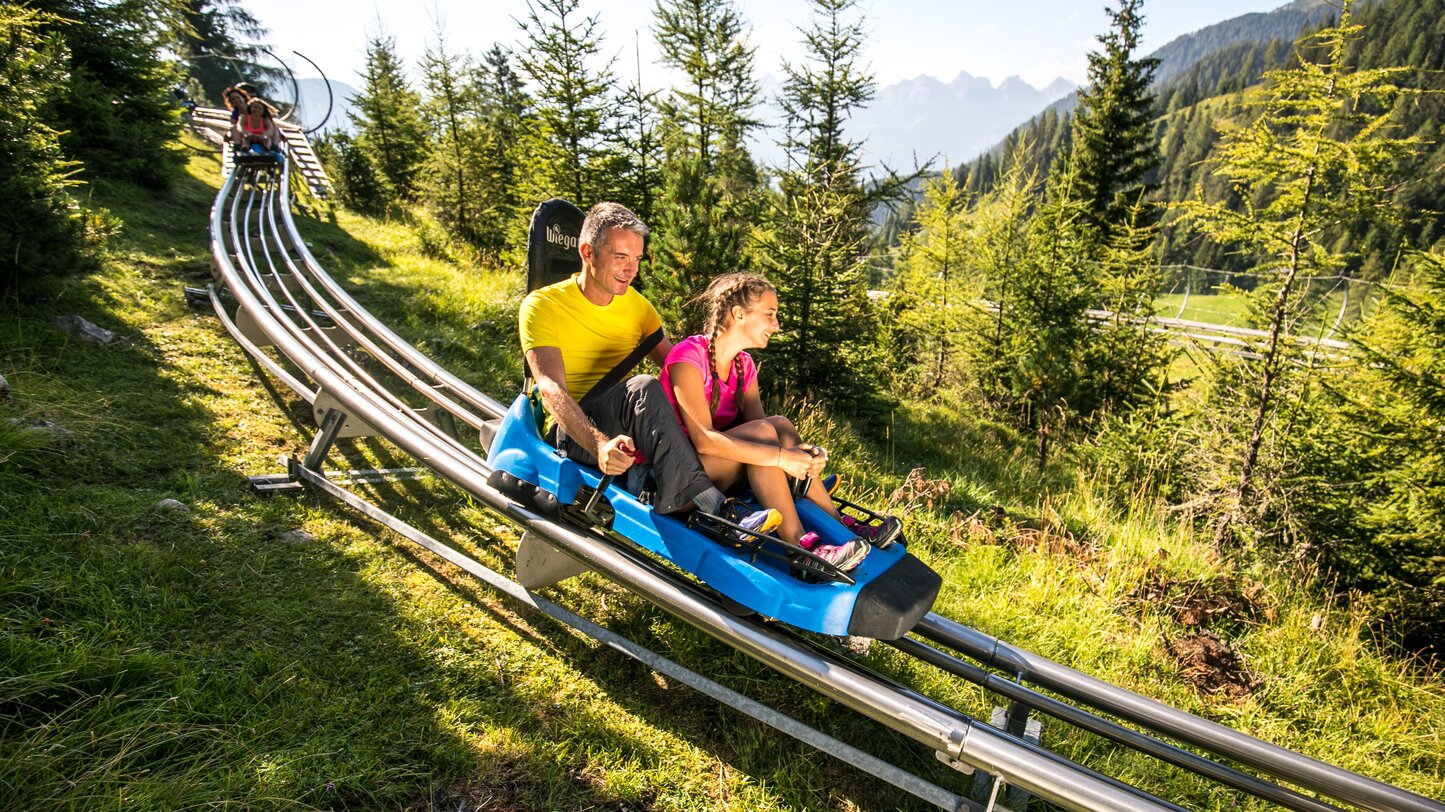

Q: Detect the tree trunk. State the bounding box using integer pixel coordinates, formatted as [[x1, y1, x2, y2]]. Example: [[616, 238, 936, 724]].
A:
[[1219, 162, 1319, 544]]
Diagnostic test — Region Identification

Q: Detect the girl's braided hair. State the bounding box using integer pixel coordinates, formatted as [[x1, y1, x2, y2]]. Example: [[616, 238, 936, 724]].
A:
[[693, 272, 775, 416]]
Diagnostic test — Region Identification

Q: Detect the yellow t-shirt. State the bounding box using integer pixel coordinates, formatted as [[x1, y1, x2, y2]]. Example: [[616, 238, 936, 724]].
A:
[[519, 274, 662, 402]]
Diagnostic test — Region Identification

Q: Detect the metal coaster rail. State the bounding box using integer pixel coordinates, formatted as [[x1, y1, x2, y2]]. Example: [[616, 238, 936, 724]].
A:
[[203, 154, 1444, 812]]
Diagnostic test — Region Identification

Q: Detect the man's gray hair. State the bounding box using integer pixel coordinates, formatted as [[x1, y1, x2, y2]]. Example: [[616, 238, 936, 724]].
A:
[[579, 202, 649, 252]]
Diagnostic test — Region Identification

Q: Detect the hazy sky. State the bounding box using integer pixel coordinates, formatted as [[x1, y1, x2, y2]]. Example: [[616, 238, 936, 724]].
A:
[[244, 0, 1293, 91]]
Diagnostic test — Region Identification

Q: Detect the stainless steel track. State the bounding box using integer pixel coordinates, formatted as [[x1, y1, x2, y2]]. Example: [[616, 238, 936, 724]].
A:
[[206, 157, 1443, 812]]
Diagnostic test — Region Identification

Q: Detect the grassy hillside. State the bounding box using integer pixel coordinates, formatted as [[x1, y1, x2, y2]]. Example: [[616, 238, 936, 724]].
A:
[[2, 134, 1441, 810]]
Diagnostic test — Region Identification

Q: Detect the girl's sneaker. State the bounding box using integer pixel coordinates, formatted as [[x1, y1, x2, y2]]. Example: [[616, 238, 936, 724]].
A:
[[842, 514, 903, 547], [721, 498, 782, 542], [798, 531, 869, 572]]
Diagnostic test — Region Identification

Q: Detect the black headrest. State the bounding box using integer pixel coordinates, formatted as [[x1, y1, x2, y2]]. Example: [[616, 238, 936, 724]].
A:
[[526, 198, 585, 294]]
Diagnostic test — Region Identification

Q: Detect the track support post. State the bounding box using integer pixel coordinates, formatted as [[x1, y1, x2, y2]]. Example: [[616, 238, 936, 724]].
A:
[[248, 406, 347, 496], [302, 407, 347, 471], [969, 694, 1043, 811]]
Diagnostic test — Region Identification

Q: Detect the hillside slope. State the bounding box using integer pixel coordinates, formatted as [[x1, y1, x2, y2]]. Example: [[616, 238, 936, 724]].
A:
[[0, 135, 1441, 809]]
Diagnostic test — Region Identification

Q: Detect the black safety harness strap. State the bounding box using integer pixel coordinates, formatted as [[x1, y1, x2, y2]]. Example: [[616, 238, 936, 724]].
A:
[[578, 327, 664, 410], [550, 327, 664, 451]]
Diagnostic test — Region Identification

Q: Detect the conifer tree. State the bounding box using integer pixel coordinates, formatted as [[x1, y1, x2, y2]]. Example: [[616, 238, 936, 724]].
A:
[[1068, 0, 1159, 234], [351, 32, 427, 203], [987, 162, 1100, 466], [1088, 202, 1172, 414], [0, 5, 88, 292], [966, 151, 1036, 394], [178, 0, 272, 103], [419, 24, 485, 244], [1267, 247, 1445, 650], [1318, 248, 1445, 647], [314, 131, 389, 216], [611, 68, 664, 225], [649, 0, 761, 331], [760, 0, 903, 407], [889, 170, 971, 396], [515, 0, 618, 206], [32, 0, 186, 188], [1174, 1, 1420, 541], [474, 44, 530, 258]]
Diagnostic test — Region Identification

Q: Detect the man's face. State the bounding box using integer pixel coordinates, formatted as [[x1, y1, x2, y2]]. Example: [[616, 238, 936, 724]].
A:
[[583, 229, 644, 298]]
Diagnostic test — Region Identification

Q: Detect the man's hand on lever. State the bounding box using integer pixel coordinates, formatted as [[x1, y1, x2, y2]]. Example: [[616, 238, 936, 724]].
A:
[[597, 434, 635, 476]]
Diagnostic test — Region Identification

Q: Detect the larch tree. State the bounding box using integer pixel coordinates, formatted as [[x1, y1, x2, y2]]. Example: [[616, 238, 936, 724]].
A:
[[1174, 0, 1420, 542], [888, 170, 972, 397], [474, 44, 530, 258], [419, 23, 485, 245], [610, 65, 664, 226]]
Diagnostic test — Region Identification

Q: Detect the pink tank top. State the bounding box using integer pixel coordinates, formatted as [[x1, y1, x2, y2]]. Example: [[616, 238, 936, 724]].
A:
[[660, 335, 758, 434]]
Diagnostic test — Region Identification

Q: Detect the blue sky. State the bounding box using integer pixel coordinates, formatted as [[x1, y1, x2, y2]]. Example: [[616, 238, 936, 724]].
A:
[[245, 0, 1294, 91]]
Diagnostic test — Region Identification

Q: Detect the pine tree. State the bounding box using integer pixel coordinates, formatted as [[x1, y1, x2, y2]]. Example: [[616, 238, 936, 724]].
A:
[[1068, 0, 1160, 235], [351, 32, 427, 203], [649, 0, 761, 332], [515, 0, 618, 206], [760, 0, 893, 407], [1174, 1, 1421, 541]]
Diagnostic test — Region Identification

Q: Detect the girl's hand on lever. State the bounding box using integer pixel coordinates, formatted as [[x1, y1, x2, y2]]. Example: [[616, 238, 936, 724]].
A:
[[797, 444, 828, 477], [778, 445, 827, 479]]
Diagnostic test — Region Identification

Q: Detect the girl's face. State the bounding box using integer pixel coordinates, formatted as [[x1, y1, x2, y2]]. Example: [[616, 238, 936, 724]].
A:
[[730, 288, 779, 349]]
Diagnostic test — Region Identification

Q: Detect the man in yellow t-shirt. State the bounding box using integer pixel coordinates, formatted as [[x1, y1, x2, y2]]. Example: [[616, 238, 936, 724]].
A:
[[519, 202, 726, 516]]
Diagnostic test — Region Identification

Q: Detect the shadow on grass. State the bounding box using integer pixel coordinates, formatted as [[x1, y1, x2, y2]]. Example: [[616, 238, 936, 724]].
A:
[[0, 165, 667, 811]]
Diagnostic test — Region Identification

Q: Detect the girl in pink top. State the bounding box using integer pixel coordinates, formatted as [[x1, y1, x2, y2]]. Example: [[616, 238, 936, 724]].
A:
[[663, 273, 893, 571]]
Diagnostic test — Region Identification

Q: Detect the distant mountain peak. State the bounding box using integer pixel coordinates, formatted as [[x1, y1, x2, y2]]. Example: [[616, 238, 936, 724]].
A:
[[1042, 77, 1077, 100]]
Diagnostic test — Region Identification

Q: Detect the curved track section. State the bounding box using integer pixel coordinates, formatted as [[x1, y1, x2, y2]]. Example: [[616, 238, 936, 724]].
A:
[[206, 159, 1443, 812]]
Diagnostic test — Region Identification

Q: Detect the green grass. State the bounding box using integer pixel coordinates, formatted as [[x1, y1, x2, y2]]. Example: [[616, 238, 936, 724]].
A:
[[1156, 291, 1255, 326], [1156, 285, 1373, 334], [2, 132, 1442, 810]]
